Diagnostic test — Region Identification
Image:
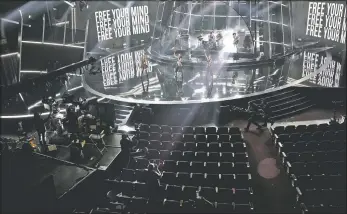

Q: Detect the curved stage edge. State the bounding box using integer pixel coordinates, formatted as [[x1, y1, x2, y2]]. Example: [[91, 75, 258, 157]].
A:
[[82, 47, 332, 105], [146, 42, 299, 69], [0, 50, 333, 119]]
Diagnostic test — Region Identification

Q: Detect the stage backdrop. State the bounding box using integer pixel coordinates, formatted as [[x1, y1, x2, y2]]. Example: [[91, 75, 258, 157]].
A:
[[292, 1, 346, 56], [86, 1, 156, 52]]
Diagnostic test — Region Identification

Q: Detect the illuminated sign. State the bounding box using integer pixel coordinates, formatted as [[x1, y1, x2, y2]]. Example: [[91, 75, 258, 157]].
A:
[[306, 2, 346, 44], [94, 6, 150, 42], [100, 49, 153, 87], [302, 51, 341, 87]]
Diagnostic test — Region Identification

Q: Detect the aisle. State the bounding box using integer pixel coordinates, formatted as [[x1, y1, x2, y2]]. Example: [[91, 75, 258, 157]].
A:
[[242, 128, 297, 213]]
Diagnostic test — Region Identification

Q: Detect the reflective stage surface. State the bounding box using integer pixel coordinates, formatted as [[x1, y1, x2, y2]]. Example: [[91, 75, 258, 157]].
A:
[[83, 44, 341, 104]]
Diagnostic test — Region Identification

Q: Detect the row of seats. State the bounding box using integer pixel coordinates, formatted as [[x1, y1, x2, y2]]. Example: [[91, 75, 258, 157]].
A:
[[107, 181, 253, 204], [293, 174, 344, 190], [282, 150, 345, 164], [276, 130, 345, 142], [138, 132, 243, 142], [120, 168, 252, 188], [107, 196, 254, 213], [300, 203, 345, 214], [272, 123, 345, 135], [142, 150, 248, 162], [286, 161, 345, 176], [141, 141, 247, 152], [298, 189, 345, 209], [139, 124, 241, 135], [279, 141, 345, 154], [132, 158, 250, 174]]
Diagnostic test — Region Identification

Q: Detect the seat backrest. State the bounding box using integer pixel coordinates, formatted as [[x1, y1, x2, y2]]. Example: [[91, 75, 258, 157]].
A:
[[206, 127, 217, 134], [161, 125, 171, 133], [195, 126, 206, 134], [229, 127, 240, 134], [171, 126, 182, 134], [183, 126, 194, 134], [196, 142, 208, 151], [150, 124, 161, 133], [217, 127, 229, 135]]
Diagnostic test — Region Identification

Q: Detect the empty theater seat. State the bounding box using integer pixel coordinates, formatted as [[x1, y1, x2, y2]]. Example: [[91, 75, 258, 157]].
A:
[[150, 124, 161, 133], [102, 124, 257, 213]]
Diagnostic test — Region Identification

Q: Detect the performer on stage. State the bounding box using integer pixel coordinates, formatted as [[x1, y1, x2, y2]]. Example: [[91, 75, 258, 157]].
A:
[[216, 31, 223, 48], [175, 31, 182, 50], [174, 51, 183, 95], [140, 55, 149, 93], [205, 54, 214, 97], [233, 32, 239, 52], [208, 31, 216, 49]]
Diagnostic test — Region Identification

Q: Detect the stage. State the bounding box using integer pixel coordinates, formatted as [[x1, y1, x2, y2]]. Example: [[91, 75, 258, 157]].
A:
[[83, 44, 336, 105]]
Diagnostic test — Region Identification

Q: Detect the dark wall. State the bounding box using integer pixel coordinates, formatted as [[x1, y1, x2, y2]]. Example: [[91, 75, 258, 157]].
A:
[[296, 87, 346, 109], [21, 43, 83, 71]]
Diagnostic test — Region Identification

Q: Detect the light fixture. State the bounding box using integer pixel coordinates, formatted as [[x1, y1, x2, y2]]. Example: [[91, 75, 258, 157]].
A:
[[1, 52, 19, 58], [28, 15, 31, 19], [22, 40, 84, 49], [64, 1, 75, 7]]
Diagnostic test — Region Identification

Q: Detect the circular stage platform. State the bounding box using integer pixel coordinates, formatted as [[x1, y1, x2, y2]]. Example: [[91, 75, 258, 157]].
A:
[[83, 44, 332, 105]]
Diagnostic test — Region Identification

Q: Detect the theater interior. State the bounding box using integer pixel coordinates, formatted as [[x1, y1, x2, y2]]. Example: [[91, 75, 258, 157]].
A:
[[1, 1, 346, 213]]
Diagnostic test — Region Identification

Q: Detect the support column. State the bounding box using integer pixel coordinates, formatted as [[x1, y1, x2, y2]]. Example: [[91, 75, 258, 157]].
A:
[[83, 19, 89, 60], [18, 10, 23, 82], [42, 14, 45, 42]]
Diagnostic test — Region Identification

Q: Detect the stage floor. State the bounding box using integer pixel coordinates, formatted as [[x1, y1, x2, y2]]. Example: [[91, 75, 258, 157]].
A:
[[84, 44, 335, 104]]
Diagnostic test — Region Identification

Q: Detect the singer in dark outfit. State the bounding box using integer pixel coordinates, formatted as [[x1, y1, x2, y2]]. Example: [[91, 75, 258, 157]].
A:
[[174, 52, 183, 94], [244, 101, 263, 132], [260, 99, 274, 126]]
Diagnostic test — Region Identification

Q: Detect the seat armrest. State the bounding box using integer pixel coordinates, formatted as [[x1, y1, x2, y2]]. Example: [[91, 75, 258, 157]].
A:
[[300, 203, 308, 213], [278, 142, 283, 148], [286, 161, 292, 168], [248, 173, 252, 180], [282, 152, 287, 157], [274, 134, 278, 139], [286, 161, 292, 174], [249, 202, 254, 210], [249, 187, 254, 194], [296, 187, 302, 196], [291, 174, 297, 181]]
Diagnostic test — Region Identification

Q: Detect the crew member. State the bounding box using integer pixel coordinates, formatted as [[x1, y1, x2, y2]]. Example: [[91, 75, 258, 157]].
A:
[[66, 107, 79, 134], [33, 112, 51, 151], [244, 101, 263, 132], [145, 163, 162, 199], [78, 110, 95, 133], [120, 134, 133, 154]]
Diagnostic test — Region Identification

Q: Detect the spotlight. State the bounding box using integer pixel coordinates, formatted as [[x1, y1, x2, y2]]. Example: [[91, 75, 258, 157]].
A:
[[28, 15, 31, 19]]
